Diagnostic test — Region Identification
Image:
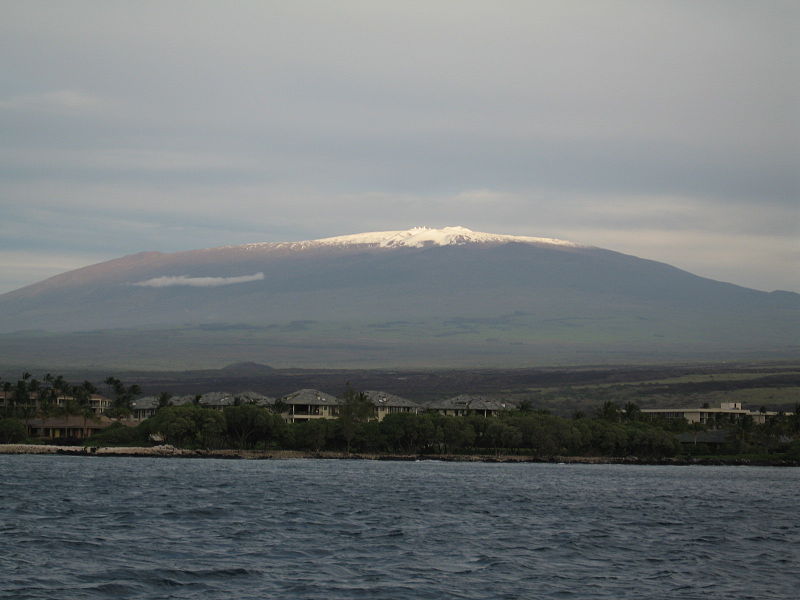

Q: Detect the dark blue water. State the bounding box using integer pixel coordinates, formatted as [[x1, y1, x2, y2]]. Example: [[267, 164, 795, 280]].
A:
[[1, 456, 797, 599]]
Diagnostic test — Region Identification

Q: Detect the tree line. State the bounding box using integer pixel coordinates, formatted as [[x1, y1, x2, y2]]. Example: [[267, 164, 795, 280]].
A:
[[2, 373, 799, 459], [87, 403, 800, 460]]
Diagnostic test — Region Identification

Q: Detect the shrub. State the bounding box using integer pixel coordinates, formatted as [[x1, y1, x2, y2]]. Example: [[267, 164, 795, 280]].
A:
[[0, 418, 27, 443], [86, 421, 144, 447]]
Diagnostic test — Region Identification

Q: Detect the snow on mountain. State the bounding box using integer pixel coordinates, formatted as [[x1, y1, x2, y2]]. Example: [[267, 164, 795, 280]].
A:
[[234, 226, 581, 251]]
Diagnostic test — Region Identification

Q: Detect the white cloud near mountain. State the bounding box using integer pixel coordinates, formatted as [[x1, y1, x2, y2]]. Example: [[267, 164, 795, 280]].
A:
[[134, 273, 264, 288]]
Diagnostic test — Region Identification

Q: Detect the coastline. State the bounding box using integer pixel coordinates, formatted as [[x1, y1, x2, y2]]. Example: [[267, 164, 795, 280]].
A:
[[1, 444, 797, 466]]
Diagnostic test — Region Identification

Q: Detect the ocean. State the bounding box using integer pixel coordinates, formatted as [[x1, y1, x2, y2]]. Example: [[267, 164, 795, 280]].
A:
[[1, 456, 797, 599]]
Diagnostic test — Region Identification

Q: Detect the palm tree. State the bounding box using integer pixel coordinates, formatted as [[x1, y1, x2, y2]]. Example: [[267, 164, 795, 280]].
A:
[[104, 377, 139, 417], [74, 381, 98, 439]]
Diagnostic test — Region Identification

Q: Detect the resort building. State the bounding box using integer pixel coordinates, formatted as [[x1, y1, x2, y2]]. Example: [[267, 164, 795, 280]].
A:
[[362, 390, 420, 421], [0, 391, 112, 416], [130, 391, 275, 420], [25, 415, 118, 440], [426, 395, 511, 417], [641, 402, 785, 426], [280, 389, 340, 423], [129, 396, 161, 420]]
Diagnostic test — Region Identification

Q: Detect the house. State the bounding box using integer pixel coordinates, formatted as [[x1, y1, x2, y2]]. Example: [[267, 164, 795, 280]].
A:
[[230, 391, 275, 408], [0, 391, 112, 416], [362, 390, 420, 421], [197, 392, 237, 410], [88, 394, 112, 415], [129, 390, 276, 420], [130, 396, 160, 420], [426, 395, 511, 417], [26, 415, 118, 440], [280, 389, 340, 423], [641, 402, 786, 426]]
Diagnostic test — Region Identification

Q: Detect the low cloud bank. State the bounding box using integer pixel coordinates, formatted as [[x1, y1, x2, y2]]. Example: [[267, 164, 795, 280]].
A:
[[133, 273, 264, 288]]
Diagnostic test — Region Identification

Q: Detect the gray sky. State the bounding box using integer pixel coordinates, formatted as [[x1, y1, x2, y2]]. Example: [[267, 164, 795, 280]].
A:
[[1, 0, 797, 293]]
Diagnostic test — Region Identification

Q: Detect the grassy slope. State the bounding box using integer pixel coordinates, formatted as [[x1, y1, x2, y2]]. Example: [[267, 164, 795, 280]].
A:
[[2, 309, 797, 371]]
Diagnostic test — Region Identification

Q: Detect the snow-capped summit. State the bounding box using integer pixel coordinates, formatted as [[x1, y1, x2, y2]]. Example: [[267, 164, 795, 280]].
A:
[[237, 226, 580, 251], [310, 226, 579, 248]]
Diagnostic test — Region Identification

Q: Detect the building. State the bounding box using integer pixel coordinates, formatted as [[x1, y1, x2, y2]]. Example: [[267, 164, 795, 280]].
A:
[[26, 415, 118, 440], [362, 390, 420, 421], [0, 391, 112, 416], [281, 389, 340, 423], [130, 396, 160, 420], [426, 395, 511, 417], [129, 391, 276, 420], [641, 402, 786, 426]]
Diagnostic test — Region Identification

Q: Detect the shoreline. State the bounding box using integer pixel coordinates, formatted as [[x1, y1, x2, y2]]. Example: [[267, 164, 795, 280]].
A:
[[1, 444, 797, 466]]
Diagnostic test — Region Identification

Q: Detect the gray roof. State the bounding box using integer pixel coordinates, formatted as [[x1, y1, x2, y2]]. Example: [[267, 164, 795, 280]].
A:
[[151, 391, 276, 408], [362, 390, 419, 409], [233, 390, 275, 406], [199, 392, 236, 407], [427, 395, 511, 412], [168, 395, 196, 406], [130, 396, 159, 410], [282, 389, 340, 406]]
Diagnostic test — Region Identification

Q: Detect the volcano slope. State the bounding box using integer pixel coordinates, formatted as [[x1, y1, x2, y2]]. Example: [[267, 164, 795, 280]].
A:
[[0, 227, 797, 369]]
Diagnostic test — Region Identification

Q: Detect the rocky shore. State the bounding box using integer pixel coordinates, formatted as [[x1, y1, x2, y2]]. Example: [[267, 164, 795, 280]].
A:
[[1, 444, 797, 466]]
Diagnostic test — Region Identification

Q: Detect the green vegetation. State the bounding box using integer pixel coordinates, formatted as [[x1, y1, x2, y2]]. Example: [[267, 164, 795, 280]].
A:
[[1, 372, 107, 424], [3, 367, 799, 462], [103, 377, 141, 418], [77, 400, 799, 462], [0, 418, 27, 443]]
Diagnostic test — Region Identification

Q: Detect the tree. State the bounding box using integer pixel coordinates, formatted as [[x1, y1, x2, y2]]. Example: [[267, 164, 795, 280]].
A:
[[0, 418, 27, 443], [104, 377, 141, 417], [86, 421, 143, 447], [72, 381, 98, 437], [269, 398, 289, 415], [517, 399, 534, 413], [484, 421, 521, 455], [338, 386, 374, 453], [292, 419, 332, 452], [157, 392, 173, 408], [623, 402, 641, 421], [438, 415, 475, 453], [597, 401, 621, 422], [143, 405, 224, 449], [379, 413, 436, 453], [223, 405, 285, 450]]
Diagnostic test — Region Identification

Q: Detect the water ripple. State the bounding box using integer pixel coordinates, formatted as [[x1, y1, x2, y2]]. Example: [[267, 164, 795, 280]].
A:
[[1, 456, 798, 599]]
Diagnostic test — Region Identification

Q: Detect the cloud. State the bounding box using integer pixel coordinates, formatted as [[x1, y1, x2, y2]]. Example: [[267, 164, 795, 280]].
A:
[[0, 89, 104, 113], [133, 273, 264, 288]]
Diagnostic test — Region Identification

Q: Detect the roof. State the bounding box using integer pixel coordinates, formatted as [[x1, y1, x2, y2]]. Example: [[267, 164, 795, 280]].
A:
[[131, 396, 159, 410], [27, 415, 116, 429], [198, 392, 236, 407], [282, 389, 340, 406], [427, 395, 511, 412], [362, 390, 419, 409], [134, 391, 276, 409], [233, 391, 275, 406], [641, 408, 750, 414]]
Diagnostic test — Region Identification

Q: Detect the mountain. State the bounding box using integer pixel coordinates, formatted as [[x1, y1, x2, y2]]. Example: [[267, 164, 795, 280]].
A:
[[0, 226, 797, 369]]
